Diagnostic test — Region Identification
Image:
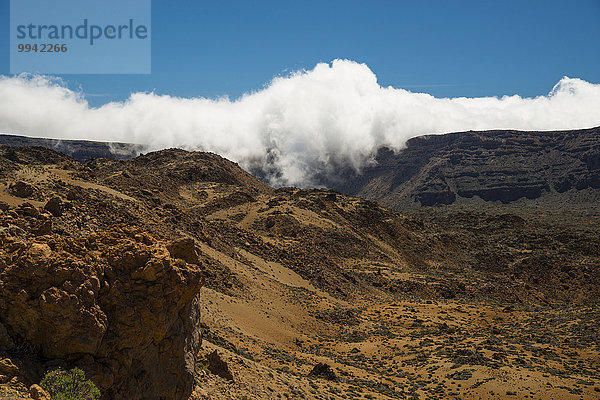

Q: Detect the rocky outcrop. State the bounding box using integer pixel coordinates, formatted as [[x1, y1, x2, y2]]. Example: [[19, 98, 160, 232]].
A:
[[0, 221, 204, 400]]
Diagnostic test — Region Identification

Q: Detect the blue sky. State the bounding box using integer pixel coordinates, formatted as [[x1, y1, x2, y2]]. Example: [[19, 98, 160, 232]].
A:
[[1, 0, 599, 106]]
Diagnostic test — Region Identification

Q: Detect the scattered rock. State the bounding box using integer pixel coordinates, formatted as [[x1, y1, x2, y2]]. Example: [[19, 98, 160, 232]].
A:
[[34, 220, 52, 236], [316, 307, 361, 326], [44, 196, 63, 217], [206, 351, 234, 382], [16, 202, 39, 218], [447, 369, 474, 380], [66, 187, 83, 200], [29, 384, 51, 400], [261, 214, 302, 238], [308, 363, 337, 381], [0, 358, 20, 378], [0, 201, 9, 211], [8, 181, 35, 198]]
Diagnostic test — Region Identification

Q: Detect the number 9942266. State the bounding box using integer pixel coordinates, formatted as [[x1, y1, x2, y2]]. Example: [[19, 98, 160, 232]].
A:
[[17, 43, 68, 52]]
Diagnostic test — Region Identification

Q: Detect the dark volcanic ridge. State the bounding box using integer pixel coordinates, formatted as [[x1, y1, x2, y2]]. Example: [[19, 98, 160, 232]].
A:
[[327, 126, 600, 208]]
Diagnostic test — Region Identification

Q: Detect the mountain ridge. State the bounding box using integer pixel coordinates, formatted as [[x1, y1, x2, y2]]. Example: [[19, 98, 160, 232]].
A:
[[2, 127, 599, 210], [328, 126, 600, 208]]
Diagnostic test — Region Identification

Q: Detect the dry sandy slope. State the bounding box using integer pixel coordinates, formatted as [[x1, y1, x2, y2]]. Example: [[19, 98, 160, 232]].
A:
[[0, 147, 598, 400]]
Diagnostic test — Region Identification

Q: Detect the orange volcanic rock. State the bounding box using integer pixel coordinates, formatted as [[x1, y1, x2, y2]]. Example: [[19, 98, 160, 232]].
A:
[[0, 222, 204, 400]]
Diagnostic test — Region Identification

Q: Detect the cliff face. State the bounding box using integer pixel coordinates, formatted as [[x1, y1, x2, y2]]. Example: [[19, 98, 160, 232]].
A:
[[331, 127, 600, 208], [0, 216, 204, 399]]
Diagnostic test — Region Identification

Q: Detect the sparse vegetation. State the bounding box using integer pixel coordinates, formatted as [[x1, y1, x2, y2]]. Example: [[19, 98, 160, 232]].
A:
[[40, 368, 100, 400], [1, 139, 600, 400]]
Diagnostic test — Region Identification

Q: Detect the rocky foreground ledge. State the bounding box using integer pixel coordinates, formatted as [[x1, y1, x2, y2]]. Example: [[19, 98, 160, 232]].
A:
[[0, 208, 204, 400]]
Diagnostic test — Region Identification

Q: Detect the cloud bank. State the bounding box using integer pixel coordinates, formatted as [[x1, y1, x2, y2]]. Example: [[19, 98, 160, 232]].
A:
[[1, 59, 599, 187]]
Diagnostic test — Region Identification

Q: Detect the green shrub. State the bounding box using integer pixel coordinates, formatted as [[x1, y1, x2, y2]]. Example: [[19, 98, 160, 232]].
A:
[[40, 368, 100, 400]]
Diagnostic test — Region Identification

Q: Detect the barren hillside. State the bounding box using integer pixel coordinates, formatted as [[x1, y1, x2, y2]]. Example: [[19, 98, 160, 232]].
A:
[[0, 145, 598, 399]]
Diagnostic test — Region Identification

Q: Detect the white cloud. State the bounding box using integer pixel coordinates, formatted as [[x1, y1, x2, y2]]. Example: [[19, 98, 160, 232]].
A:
[[1, 59, 599, 187]]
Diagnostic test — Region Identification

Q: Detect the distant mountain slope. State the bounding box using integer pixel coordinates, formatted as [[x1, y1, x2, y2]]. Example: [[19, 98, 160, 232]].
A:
[[330, 127, 600, 208], [0, 133, 142, 161]]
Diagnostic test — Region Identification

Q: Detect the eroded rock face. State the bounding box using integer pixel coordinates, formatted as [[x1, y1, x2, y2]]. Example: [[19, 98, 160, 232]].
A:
[[0, 225, 204, 400], [328, 127, 600, 207]]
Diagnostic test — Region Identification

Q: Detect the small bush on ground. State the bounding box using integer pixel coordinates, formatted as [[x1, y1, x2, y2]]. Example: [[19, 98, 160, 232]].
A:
[[40, 368, 100, 400]]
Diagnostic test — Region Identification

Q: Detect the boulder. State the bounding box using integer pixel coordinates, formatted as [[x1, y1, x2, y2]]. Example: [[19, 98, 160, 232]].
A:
[[44, 196, 64, 217], [33, 220, 52, 236], [308, 363, 337, 381], [205, 351, 234, 382], [0, 358, 21, 377], [15, 202, 39, 218], [29, 384, 51, 400], [8, 181, 35, 198]]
